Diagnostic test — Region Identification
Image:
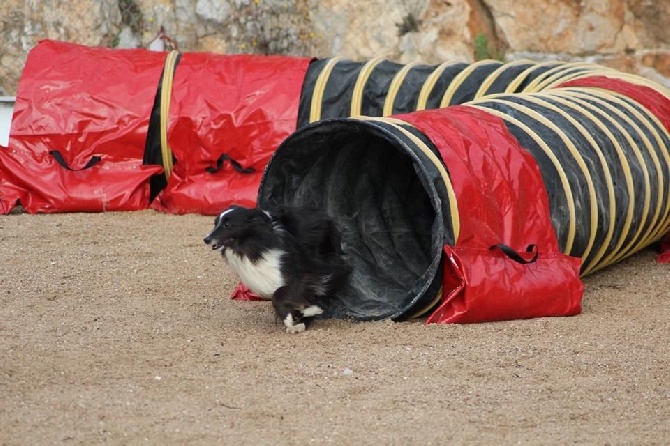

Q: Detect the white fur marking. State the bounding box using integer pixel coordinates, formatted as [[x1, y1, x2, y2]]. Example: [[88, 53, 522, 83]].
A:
[[218, 208, 236, 220], [286, 323, 306, 334], [283, 313, 305, 333], [224, 248, 285, 299], [301, 305, 323, 318]]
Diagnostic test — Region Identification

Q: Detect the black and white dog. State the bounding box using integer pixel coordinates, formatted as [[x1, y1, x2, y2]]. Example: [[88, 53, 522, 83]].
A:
[[204, 205, 351, 333]]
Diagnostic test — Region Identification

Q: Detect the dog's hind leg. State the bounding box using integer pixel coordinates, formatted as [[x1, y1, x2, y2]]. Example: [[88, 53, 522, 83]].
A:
[[272, 284, 312, 334], [301, 305, 323, 318]]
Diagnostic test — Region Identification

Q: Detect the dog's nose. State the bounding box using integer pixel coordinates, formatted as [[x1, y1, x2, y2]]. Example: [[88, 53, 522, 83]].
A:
[[203, 236, 211, 245]]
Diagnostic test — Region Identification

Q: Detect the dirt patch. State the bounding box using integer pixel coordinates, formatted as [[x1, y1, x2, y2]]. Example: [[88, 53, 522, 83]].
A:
[[1, 211, 668, 444]]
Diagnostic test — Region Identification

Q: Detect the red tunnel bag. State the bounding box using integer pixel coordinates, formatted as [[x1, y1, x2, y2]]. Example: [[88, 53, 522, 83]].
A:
[[0, 145, 26, 214], [151, 53, 311, 215], [4, 40, 166, 213], [398, 107, 584, 323]]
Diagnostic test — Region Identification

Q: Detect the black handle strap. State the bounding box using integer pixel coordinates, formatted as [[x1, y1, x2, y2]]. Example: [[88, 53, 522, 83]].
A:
[[49, 150, 101, 171], [206, 153, 255, 174], [490, 243, 539, 264]]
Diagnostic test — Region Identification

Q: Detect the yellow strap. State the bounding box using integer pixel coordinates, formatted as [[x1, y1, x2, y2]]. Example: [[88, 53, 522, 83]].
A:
[[503, 61, 561, 94], [558, 89, 666, 265], [604, 90, 670, 243], [534, 64, 612, 92], [610, 72, 670, 98], [553, 71, 670, 98], [354, 116, 461, 243], [518, 93, 617, 275], [597, 95, 665, 262], [159, 50, 179, 180], [540, 68, 607, 90], [309, 57, 343, 123], [350, 57, 385, 117], [473, 59, 534, 99], [524, 62, 602, 93], [480, 98, 599, 261], [382, 61, 421, 116], [415, 61, 460, 111], [350, 115, 459, 320], [550, 88, 652, 272], [439, 60, 501, 108], [407, 289, 442, 319], [469, 104, 577, 254]]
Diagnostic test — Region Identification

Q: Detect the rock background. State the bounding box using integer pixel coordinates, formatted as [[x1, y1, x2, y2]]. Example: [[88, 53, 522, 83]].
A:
[[1, 0, 669, 96]]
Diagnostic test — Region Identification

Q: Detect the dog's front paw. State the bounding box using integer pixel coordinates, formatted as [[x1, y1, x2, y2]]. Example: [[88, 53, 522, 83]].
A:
[[283, 312, 306, 334], [285, 323, 306, 334]]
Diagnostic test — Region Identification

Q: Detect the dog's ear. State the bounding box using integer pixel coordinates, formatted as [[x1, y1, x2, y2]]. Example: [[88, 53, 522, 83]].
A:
[[245, 210, 271, 224]]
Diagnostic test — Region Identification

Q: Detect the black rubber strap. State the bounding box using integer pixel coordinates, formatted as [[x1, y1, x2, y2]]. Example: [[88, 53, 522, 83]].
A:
[[49, 150, 101, 171], [206, 153, 255, 174], [490, 243, 539, 264]]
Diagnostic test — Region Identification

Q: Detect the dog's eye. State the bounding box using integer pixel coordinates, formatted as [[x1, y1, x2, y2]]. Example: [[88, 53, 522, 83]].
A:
[[223, 220, 231, 227]]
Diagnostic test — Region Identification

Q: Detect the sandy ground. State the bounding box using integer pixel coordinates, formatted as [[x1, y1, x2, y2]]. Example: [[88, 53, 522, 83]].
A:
[[0, 210, 668, 445]]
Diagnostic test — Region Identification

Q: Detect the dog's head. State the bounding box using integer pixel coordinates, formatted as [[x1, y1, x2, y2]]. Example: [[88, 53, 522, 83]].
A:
[[203, 205, 273, 252]]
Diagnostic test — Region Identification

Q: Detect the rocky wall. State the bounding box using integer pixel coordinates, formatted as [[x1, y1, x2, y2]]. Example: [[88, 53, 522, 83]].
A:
[[1, 0, 668, 95]]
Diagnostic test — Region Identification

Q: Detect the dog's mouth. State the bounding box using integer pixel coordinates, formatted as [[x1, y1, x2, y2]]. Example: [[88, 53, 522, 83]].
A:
[[208, 238, 233, 251]]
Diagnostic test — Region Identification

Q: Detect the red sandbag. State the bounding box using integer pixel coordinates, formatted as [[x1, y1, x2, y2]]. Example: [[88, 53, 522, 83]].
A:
[[6, 40, 165, 213], [658, 232, 670, 264], [0, 146, 26, 214], [438, 245, 583, 323], [151, 53, 312, 215], [231, 283, 265, 302], [397, 106, 583, 323]]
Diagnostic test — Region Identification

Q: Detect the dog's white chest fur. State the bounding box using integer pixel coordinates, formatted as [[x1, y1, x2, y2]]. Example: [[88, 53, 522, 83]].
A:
[[224, 248, 285, 299]]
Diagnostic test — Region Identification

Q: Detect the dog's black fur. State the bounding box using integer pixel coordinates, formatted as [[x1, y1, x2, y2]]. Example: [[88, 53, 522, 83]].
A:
[[204, 205, 351, 332]]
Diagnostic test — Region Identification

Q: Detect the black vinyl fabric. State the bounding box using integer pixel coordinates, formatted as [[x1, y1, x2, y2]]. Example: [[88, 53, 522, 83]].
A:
[[297, 58, 468, 125], [476, 61, 536, 95], [297, 58, 608, 128], [470, 87, 670, 274], [258, 119, 455, 321], [443, 60, 503, 105]]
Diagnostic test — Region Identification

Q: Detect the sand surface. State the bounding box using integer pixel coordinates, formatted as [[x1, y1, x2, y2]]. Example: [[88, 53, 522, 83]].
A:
[[1, 211, 668, 445]]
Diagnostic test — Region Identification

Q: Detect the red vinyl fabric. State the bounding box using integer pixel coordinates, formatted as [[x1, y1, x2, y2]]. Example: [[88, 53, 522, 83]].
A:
[[230, 283, 265, 302], [2, 40, 311, 215], [0, 146, 26, 214], [151, 52, 311, 215], [397, 106, 584, 323], [558, 76, 670, 133], [658, 232, 670, 264], [2, 40, 165, 213]]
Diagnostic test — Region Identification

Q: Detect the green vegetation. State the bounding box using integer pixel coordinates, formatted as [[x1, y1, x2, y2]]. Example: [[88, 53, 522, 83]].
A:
[[473, 33, 504, 61]]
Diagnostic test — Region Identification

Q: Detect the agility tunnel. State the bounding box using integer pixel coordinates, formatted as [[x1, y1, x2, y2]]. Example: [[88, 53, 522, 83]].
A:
[[2, 40, 669, 324], [1, 40, 623, 215], [258, 76, 670, 323], [0, 40, 310, 214]]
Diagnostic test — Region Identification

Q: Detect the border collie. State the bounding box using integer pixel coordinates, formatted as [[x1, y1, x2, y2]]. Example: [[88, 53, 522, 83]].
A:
[[204, 205, 351, 333]]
